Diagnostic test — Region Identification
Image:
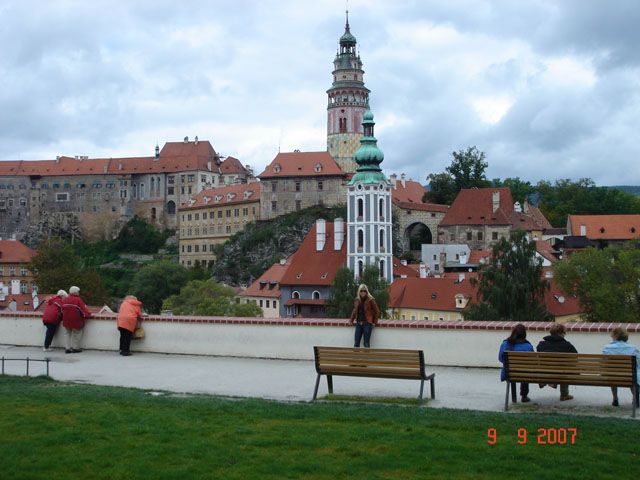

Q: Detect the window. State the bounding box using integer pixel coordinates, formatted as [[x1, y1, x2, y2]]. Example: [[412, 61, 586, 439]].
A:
[[194, 245, 199, 253], [226, 209, 231, 218], [339, 117, 347, 133], [312, 291, 321, 300], [168, 176, 175, 185], [477, 231, 484, 241], [492, 232, 498, 240], [466, 231, 472, 241], [201, 175, 206, 183], [218, 210, 222, 218], [273, 300, 277, 309], [357, 229, 364, 251], [226, 225, 231, 233], [449, 233, 455, 241], [271, 182, 277, 192], [120, 190, 127, 199], [55, 193, 69, 202], [242, 208, 248, 216], [19, 198, 26, 207], [266, 300, 270, 308], [259, 300, 263, 307], [357, 198, 364, 219], [295, 182, 301, 192], [379, 199, 384, 219], [167, 186, 174, 195], [188, 214, 192, 221], [9, 266, 15, 275], [317, 181, 323, 191], [187, 245, 192, 253], [292, 291, 300, 299], [234, 208, 239, 217], [53, 183, 60, 189], [195, 213, 199, 220], [188, 175, 195, 182], [188, 186, 192, 194], [271, 201, 277, 212], [20, 267, 27, 276], [379, 229, 385, 251]]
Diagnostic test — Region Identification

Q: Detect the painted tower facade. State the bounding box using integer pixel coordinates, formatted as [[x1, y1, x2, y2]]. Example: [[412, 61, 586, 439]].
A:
[[347, 110, 393, 283], [327, 12, 370, 173]]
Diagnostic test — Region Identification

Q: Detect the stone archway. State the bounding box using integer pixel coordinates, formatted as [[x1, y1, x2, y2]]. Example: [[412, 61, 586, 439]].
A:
[[404, 222, 433, 252]]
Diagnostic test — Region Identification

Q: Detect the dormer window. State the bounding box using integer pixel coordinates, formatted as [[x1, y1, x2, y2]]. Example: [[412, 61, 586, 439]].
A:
[[273, 164, 281, 173], [244, 190, 253, 199], [214, 195, 222, 202], [314, 163, 322, 173]]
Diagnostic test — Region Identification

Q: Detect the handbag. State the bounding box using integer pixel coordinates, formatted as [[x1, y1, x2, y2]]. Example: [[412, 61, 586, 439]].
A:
[[133, 326, 145, 339]]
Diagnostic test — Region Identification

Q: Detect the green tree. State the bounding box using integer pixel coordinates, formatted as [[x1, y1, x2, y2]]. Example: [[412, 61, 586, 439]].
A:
[[326, 265, 390, 319], [113, 216, 171, 254], [554, 243, 640, 322], [29, 239, 109, 305], [425, 146, 490, 204], [536, 178, 640, 227], [464, 230, 553, 321], [492, 177, 535, 206], [326, 267, 359, 318], [162, 279, 262, 317], [130, 261, 189, 313]]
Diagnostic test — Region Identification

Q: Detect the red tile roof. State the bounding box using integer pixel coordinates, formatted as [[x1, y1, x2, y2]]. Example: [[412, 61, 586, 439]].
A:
[[220, 156, 247, 174], [389, 276, 477, 312], [258, 151, 345, 178], [0, 293, 44, 312], [392, 259, 420, 278], [0, 240, 36, 264], [440, 188, 551, 229], [0, 140, 220, 177], [567, 215, 640, 240], [280, 221, 347, 286], [468, 250, 491, 264], [544, 280, 582, 317], [240, 260, 290, 298], [535, 240, 559, 264], [391, 178, 449, 212], [179, 183, 261, 210]]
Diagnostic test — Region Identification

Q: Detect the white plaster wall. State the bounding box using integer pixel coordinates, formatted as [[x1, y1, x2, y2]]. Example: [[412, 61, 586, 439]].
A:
[[0, 314, 628, 368]]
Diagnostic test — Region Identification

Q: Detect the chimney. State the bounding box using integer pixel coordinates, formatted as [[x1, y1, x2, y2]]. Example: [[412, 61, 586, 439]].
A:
[[492, 191, 500, 213], [279, 258, 286, 266], [514, 201, 522, 213], [459, 251, 468, 265], [207, 161, 212, 172], [419, 263, 427, 278], [458, 272, 465, 283], [316, 219, 326, 252], [400, 173, 406, 188], [580, 224, 586, 236], [11, 279, 20, 295], [334, 218, 344, 250], [389, 174, 397, 188], [195, 136, 199, 145], [184, 136, 189, 143], [401, 260, 407, 266]]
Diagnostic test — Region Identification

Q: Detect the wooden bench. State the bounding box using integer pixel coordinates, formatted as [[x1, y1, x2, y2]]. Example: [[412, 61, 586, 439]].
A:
[[504, 351, 638, 417], [312, 346, 435, 405]]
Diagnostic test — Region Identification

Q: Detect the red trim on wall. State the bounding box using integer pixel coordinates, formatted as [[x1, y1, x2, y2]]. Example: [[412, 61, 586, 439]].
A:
[[2, 311, 638, 333]]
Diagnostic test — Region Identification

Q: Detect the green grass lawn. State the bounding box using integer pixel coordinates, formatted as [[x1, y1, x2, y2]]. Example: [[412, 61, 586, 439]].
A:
[[0, 375, 637, 480]]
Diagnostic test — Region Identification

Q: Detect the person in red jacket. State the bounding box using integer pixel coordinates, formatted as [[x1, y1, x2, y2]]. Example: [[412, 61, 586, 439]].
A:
[[117, 295, 143, 356], [41, 289, 68, 352], [349, 284, 381, 348], [61, 286, 92, 354]]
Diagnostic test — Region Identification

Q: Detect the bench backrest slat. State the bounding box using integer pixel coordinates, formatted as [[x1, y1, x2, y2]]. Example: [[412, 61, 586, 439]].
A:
[[314, 346, 426, 379], [505, 352, 636, 387]]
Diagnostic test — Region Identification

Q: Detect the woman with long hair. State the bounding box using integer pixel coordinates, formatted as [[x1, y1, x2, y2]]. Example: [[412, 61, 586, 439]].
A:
[[498, 323, 534, 402]]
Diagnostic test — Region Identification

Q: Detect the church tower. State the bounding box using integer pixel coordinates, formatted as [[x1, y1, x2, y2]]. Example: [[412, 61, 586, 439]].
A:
[[347, 110, 393, 283], [327, 11, 370, 173]]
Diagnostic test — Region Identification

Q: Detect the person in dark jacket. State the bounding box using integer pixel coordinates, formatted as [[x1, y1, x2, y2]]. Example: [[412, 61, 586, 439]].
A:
[[498, 323, 534, 402], [61, 286, 92, 354], [349, 284, 380, 348], [41, 290, 68, 351], [536, 323, 577, 401]]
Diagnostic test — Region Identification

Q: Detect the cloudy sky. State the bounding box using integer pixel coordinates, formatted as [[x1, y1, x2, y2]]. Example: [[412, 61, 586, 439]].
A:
[[1, 0, 639, 186]]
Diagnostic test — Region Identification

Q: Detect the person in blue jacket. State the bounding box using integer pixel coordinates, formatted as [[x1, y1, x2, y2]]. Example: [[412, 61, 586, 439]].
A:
[[499, 323, 534, 402], [602, 327, 640, 407]]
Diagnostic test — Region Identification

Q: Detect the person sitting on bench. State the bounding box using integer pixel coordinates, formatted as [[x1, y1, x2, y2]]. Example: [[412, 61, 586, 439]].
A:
[[536, 323, 578, 401], [602, 327, 640, 407]]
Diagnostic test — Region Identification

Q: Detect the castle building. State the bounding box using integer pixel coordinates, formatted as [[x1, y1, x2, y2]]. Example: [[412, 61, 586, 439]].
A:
[[346, 110, 393, 283], [0, 139, 251, 242], [178, 182, 261, 267], [327, 12, 370, 173]]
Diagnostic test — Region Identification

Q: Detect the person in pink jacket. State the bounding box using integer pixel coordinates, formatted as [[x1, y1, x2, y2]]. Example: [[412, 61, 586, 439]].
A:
[[117, 295, 143, 356], [61, 286, 92, 354]]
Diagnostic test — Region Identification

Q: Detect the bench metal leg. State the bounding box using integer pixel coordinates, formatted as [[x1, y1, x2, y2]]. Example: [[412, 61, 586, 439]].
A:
[[504, 382, 510, 411], [327, 375, 333, 394], [418, 379, 424, 406], [633, 383, 638, 419], [430, 377, 435, 399], [511, 382, 517, 403], [312, 373, 321, 401]]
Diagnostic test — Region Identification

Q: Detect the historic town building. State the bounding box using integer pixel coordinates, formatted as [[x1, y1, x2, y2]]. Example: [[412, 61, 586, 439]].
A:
[[326, 12, 370, 173], [0, 239, 36, 295], [0, 138, 251, 242], [346, 110, 393, 283], [178, 182, 261, 267], [257, 151, 346, 220]]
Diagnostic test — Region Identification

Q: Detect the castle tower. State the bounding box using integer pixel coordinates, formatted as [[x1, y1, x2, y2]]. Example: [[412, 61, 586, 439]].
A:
[[327, 11, 370, 173], [347, 110, 393, 283]]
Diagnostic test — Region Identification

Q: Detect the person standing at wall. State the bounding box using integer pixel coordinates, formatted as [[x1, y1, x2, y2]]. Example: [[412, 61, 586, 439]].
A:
[[61, 286, 92, 354], [116, 295, 143, 356], [350, 284, 380, 348], [41, 289, 68, 352]]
